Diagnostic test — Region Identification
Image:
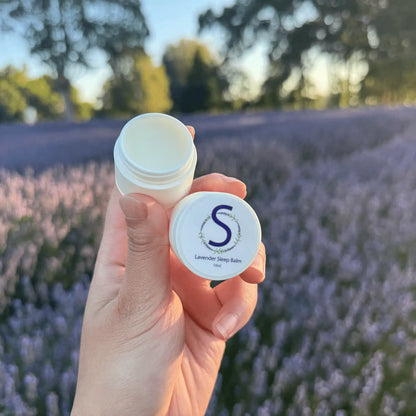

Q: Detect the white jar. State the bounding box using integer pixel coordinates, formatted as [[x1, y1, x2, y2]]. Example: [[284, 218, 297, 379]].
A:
[[114, 113, 197, 207], [169, 192, 262, 280]]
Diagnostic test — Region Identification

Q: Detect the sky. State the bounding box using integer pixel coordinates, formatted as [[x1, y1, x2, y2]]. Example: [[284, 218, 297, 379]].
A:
[[0, 0, 272, 104]]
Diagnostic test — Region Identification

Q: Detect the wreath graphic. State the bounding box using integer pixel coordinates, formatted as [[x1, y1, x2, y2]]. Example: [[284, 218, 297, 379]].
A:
[[199, 212, 241, 254]]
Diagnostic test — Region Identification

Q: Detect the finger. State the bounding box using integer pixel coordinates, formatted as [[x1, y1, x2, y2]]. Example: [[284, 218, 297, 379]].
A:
[[189, 173, 247, 198], [187, 125, 195, 139], [117, 193, 171, 320], [240, 242, 266, 284], [87, 186, 128, 312], [95, 186, 128, 273], [212, 277, 258, 340], [170, 257, 221, 332]]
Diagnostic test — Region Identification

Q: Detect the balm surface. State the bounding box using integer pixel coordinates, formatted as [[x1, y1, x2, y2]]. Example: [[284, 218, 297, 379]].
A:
[[122, 115, 192, 172]]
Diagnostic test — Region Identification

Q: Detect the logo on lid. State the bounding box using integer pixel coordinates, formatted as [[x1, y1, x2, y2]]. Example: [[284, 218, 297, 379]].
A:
[[199, 204, 241, 254]]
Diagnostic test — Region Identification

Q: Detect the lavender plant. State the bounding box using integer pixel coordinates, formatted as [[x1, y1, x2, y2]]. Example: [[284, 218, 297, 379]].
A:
[[1, 108, 416, 415], [0, 163, 113, 312], [0, 276, 88, 415]]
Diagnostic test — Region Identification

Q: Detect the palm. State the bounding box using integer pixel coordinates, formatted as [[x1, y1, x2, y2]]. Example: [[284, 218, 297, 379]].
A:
[[102, 256, 226, 415], [168, 309, 225, 415], [166, 254, 226, 415]]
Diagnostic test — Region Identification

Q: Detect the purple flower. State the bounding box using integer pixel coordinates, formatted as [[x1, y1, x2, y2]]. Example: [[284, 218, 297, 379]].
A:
[[2, 109, 416, 414]]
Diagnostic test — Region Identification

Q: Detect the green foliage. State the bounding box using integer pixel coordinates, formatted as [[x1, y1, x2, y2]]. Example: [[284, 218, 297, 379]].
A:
[[0, 78, 27, 122], [25, 76, 63, 119], [70, 87, 95, 121], [362, 0, 416, 105], [101, 52, 172, 117], [182, 49, 226, 112], [163, 39, 212, 111], [0, 66, 93, 122], [0, 0, 149, 119], [163, 39, 229, 113], [0, 66, 62, 122], [199, 0, 416, 108]]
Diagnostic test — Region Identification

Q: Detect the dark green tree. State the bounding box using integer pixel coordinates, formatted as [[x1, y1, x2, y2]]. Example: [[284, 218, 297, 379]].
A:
[[0, 66, 62, 122], [361, 0, 416, 104], [1, 0, 149, 119], [181, 49, 226, 113], [0, 66, 95, 122], [162, 39, 229, 113], [199, 0, 416, 108], [101, 52, 172, 117], [0, 78, 27, 122]]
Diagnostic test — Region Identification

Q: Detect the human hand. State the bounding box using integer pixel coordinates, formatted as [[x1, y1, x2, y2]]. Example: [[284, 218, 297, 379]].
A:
[[71, 127, 266, 416]]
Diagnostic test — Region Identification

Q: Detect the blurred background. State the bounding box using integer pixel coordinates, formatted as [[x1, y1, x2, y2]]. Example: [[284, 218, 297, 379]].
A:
[[0, 0, 415, 122], [1, 0, 416, 415]]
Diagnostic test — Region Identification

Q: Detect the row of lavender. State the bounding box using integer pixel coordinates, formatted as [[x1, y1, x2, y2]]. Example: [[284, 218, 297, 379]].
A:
[[2, 110, 416, 414], [0, 164, 113, 415]]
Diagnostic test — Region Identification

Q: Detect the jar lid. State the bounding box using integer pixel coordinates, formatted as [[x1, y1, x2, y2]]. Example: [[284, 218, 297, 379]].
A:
[[169, 192, 261, 280]]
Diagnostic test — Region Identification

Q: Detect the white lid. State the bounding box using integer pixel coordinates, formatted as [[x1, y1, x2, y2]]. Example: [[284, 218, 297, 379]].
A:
[[170, 192, 262, 280]]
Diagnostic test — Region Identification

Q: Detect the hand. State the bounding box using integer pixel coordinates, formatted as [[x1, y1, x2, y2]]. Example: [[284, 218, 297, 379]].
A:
[[71, 127, 266, 416]]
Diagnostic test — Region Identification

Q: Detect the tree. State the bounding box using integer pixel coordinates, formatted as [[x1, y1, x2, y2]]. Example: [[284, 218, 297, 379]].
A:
[[162, 39, 229, 113], [361, 0, 416, 105], [24, 75, 64, 119], [101, 52, 172, 117], [0, 79, 27, 122], [0, 66, 94, 123], [0, 66, 62, 122], [199, 0, 416, 108], [1, 0, 149, 119], [70, 86, 95, 120], [181, 49, 224, 113]]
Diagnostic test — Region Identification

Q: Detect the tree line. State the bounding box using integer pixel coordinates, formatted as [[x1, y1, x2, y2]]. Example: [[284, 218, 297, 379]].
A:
[[199, 0, 416, 108], [0, 38, 229, 122], [0, 0, 415, 123]]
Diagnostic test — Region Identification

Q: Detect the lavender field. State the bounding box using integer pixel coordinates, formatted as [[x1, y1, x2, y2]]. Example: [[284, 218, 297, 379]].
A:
[[1, 106, 416, 415]]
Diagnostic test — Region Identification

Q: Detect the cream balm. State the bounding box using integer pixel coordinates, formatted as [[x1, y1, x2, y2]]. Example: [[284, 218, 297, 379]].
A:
[[169, 192, 262, 280], [114, 113, 197, 207]]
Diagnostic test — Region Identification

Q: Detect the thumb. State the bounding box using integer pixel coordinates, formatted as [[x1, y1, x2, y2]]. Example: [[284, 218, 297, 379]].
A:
[[117, 193, 171, 321]]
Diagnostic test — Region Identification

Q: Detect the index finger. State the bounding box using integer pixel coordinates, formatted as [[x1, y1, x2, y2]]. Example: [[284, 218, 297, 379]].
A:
[[95, 186, 127, 273], [240, 242, 266, 284]]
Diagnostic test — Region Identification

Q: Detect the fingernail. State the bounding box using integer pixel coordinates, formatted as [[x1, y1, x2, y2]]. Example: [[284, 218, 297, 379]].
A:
[[216, 313, 239, 339], [119, 195, 148, 221], [224, 177, 247, 195], [224, 176, 241, 183], [187, 125, 195, 136]]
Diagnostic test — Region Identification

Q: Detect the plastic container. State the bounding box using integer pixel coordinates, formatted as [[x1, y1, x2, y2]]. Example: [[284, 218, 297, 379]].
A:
[[114, 113, 197, 207], [169, 192, 262, 280]]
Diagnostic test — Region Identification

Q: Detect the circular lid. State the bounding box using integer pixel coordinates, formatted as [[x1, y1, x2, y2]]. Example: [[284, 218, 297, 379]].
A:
[[170, 192, 261, 280]]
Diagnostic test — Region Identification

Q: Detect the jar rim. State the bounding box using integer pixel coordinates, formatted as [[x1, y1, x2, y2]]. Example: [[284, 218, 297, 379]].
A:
[[119, 113, 194, 177]]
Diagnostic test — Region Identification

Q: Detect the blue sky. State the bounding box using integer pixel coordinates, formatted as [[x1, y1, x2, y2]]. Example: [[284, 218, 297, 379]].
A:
[[0, 0, 269, 103]]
